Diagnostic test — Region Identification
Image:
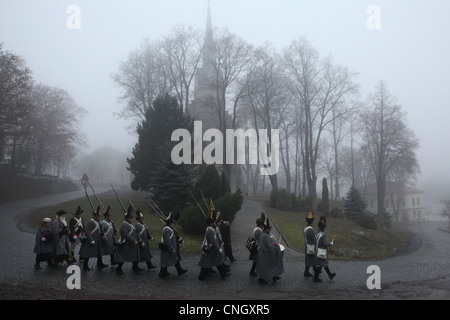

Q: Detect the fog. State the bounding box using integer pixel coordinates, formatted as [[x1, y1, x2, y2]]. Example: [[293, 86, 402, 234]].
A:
[[1, 0, 449, 198]]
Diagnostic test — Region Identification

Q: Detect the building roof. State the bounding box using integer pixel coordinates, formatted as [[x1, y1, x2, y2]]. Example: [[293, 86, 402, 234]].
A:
[[365, 182, 425, 196]]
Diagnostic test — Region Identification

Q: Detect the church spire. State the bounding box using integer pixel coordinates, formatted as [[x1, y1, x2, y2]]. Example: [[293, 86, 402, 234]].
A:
[[203, 0, 214, 66]]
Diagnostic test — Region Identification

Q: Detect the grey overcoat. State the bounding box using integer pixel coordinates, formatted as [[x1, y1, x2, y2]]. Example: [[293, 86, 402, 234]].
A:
[[100, 220, 116, 256], [114, 221, 140, 263], [256, 232, 284, 281], [303, 225, 317, 267], [136, 222, 153, 262], [79, 219, 102, 258], [160, 226, 178, 267], [198, 226, 222, 269], [315, 231, 332, 267]]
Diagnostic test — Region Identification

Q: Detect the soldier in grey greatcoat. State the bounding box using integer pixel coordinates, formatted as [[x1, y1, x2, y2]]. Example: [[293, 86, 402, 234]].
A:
[[79, 206, 108, 271], [256, 217, 284, 284], [198, 214, 230, 281], [135, 210, 156, 270], [159, 213, 187, 278], [303, 211, 316, 277], [313, 216, 336, 283], [114, 207, 142, 275], [101, 206, 117, 265], [249, 212, 265, 277], [50, 210, 75, 265]]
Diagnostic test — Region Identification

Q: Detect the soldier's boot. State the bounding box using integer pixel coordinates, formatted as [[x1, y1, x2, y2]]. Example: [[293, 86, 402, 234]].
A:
[[313, 266, 322, 283], [83, 258, 91, 271], [159, 267, 170, 278], [217, 265, 230, 280], [132, 261, 143, 273], [110, 254, 118, 266], [325, 266, 336, 280], [304, 266, 313, 277], [249, 261, 257, 277], [146, 261, 157, 270], [198, 268, 208, 281], [115, 262, 124, 275], [175, 262, 187, 276], [97, 256, 108, 269]]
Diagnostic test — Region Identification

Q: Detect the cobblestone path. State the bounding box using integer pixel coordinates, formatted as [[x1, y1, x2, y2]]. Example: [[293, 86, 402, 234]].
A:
[[0, 192, 449, 300]]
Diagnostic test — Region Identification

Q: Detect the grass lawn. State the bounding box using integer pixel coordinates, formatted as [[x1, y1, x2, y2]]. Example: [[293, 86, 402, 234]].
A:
[[28, 196, 203, 253], [266, 205, 413, 260]]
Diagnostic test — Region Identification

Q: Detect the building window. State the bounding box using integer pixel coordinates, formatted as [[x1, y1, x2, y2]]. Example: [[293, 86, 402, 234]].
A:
[[412, 198, 415, 206], [401, 198, 405, 207], [417, 197, 420, 206]]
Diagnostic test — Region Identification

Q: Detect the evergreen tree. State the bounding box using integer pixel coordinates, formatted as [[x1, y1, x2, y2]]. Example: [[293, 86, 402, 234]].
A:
[[344, 185, 367, 221], [127, 93, 193, 194], [317, 177, 330, 214]]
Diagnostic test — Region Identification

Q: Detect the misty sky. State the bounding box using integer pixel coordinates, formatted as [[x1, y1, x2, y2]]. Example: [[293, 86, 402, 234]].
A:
[[1, 0, 449, 190]]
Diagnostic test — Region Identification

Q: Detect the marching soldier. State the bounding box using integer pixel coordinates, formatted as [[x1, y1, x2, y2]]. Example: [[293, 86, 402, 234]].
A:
[[314, 216, 336, 283], [135, 209, 156, 270], [159, 213, 187, 278], [249, 213, 265, 277], [256, 217, 284, 284], [198, 211, 230, 281], [303, 211, 316, 277], [114, 206, 142, 275], [50, 210, 75, 265], [101, 206, 118, 266], [79, 206, 108, 271], [69, 206, 84, 261]]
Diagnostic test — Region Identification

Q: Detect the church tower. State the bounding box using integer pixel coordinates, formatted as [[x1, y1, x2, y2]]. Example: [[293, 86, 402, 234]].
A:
[[188, 2, 243, 191], [188, 1, 220, 130]]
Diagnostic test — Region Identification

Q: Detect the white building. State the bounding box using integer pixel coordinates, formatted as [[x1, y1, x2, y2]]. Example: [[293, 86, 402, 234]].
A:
[[365, 182, 426, 222]]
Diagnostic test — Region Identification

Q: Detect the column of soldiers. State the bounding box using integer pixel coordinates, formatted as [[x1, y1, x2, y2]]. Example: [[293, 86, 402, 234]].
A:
[[34, 203, 188, 277], [33, 202, 335, 284]]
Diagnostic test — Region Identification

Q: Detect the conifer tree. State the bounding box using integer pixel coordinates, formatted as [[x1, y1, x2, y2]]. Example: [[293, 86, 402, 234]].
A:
[[343, 185, 366, 221], [127, 93, 193, 207]]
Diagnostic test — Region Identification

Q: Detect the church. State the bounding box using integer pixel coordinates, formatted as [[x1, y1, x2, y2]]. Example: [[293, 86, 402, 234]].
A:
[[187, 3, 243, 192]]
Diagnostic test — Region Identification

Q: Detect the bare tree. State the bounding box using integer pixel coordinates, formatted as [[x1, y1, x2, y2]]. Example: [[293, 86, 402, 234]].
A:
[[112, 40, 172, 125], [26, 84, 87, 176], [161, 24, 204, 113], [284, 38, 358, 199], [0, 44, 33, 160], [360, 80, 420, 218]]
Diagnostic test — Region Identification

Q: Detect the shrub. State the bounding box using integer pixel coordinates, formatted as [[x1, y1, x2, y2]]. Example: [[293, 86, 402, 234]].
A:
[[356, 214, 377, 230], [276, 188, 292, 211], [329, 207, 343, 218], [270, 189, 278, 208]]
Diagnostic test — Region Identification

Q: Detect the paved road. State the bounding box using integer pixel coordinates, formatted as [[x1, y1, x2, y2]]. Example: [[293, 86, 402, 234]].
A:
[[0, 193, 449, 300]]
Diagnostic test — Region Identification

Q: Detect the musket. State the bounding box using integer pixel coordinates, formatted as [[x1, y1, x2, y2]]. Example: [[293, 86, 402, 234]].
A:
[[120, 187, 137, 213], [144, 192, 167, 219], [81, 178, 95, 211], [199, 189, 210, 214], [87, 180, 106, 212], [140, 192, 166, 224], [189, 191, 207, 218], [110, 183, 127, 214]]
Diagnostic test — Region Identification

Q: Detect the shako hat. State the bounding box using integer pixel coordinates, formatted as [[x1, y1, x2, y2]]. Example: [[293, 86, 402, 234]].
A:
[[318, 216, 327, 229], [136, 209, 144, 220], [165, 212, 174, 225], [263, 216, 271, 230], [104, 206, 112, 217], [124, 206, 134, 219], [74, 206, 83, 215], [93, 205, 101, 217]]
